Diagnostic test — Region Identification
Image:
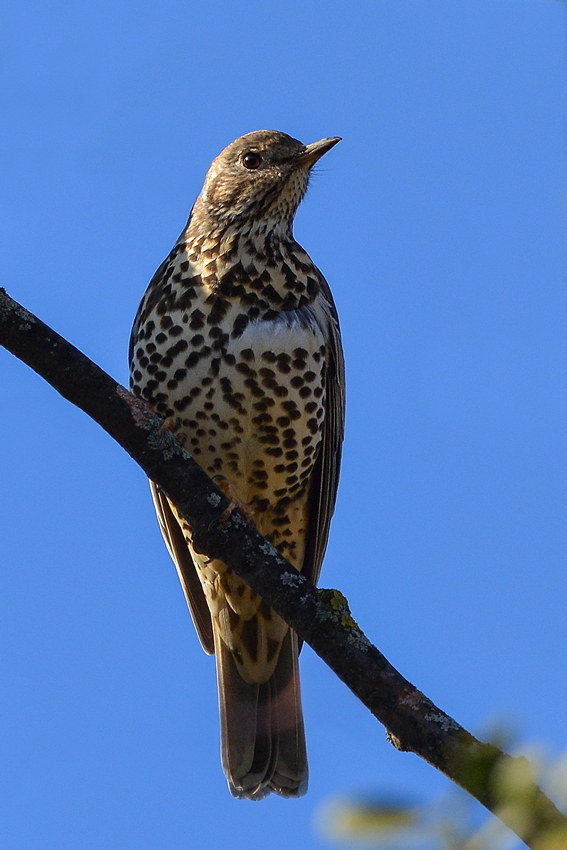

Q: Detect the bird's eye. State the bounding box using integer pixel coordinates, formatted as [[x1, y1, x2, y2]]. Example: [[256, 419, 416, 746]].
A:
[[242, 152, 262, 170]]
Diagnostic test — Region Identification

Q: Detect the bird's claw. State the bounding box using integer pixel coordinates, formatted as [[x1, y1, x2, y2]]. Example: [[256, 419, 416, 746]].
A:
[[210, 476, 255, 527]]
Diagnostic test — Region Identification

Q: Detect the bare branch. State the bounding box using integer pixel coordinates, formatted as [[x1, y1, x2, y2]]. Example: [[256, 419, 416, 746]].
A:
[[1, 287, 565, 848]]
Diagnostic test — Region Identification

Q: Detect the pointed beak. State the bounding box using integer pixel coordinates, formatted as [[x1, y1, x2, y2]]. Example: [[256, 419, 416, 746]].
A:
[[295, 136, 341, 168]]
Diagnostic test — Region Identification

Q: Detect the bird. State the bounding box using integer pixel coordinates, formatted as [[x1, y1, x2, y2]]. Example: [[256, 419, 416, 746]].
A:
[[129, 130, 345, 799]]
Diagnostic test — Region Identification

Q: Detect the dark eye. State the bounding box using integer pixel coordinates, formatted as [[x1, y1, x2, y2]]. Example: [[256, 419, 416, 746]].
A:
[[242, 151, 262, 169]]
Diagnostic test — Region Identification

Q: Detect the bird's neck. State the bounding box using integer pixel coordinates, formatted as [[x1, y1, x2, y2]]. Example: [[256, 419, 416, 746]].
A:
[[185, 210, 293, 252], [183, 218, 294, 277], [177, 217, 320, 308]]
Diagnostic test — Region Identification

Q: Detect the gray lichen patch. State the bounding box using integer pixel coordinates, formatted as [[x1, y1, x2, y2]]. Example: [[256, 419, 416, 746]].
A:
[[424, 711, 461, 733], [281, 571, 305, 588], [117, 385, 159, 430], [117, 386, 186, 460], [345, 628, 372, 652], [0, 290, 36, 331]]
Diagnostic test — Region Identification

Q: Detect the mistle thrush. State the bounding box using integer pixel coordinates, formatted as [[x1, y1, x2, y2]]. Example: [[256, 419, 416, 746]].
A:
[[130, 130, 345, 799]]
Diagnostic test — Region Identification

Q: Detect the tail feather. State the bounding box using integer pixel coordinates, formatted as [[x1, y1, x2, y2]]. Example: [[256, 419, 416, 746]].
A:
[[215, 627, 308, 800]]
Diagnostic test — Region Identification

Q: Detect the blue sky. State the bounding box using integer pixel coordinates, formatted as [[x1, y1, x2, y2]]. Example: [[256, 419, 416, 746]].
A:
[[1, 2, 565, 848]]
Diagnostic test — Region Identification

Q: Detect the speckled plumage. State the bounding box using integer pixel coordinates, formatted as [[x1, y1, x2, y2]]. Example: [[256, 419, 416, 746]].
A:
[[130, 130, 345, 799]]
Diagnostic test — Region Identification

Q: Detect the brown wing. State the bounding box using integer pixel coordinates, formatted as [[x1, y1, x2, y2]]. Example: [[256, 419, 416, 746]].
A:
[[301, 279, 346, 586], [149, 481, 214, 654]]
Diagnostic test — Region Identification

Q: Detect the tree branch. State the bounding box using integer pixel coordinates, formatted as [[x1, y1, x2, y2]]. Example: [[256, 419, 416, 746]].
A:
[[1, 287, 565, 848]]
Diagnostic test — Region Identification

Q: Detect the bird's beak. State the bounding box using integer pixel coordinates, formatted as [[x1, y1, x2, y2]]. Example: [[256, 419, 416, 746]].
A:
[[295, 137, 341, 168]]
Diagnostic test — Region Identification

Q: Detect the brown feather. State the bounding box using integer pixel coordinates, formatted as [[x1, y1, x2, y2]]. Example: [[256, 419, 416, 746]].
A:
[[150, 482, 214, 654]]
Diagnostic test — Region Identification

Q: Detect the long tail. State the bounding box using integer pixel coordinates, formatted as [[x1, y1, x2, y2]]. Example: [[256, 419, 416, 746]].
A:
[[214, 627, 308, 800]]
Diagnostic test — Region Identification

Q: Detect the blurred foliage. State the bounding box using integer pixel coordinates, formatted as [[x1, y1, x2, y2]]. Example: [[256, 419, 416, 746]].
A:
[[315, 739, 567, 850]]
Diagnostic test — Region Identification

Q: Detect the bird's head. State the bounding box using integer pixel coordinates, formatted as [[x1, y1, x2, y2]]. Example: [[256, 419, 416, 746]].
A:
[[190, 130, 340, 237]]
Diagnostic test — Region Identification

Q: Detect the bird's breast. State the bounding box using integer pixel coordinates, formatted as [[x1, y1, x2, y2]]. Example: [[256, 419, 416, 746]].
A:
[[131, 289, 328, 540]]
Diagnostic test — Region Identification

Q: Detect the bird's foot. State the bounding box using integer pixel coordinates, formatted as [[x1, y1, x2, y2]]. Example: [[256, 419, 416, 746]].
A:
[[156, 415, 189, 446], [212, 476, 255, 525]]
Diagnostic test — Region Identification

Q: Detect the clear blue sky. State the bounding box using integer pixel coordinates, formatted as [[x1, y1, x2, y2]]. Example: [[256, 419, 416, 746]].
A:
[[1, 2, 565, 848]]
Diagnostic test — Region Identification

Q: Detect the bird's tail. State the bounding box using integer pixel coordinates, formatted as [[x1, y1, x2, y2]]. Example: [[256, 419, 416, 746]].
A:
[[214, 626, 308, 800]]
